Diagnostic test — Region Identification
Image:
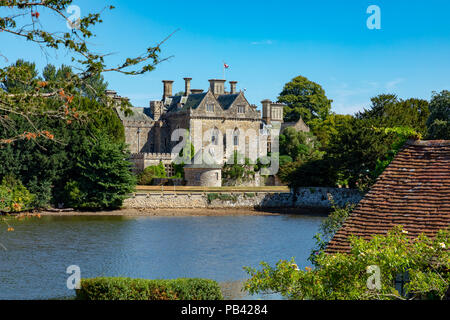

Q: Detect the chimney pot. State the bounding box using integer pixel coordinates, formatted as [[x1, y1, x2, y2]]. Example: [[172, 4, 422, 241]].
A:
[[230, 81, 238, 94], [184, 77, 192, 96], [162, 80, 174, 100], [208, 79, 226, 95]]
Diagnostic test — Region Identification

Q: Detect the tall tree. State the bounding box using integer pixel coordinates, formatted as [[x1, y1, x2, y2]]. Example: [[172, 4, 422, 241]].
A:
[[357, 94, 430, 135], [427, 90, 450, 140], [278, 75, 332, 124]]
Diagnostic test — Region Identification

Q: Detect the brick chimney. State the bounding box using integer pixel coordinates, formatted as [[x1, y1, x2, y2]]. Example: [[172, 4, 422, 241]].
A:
[[184, 77, 192, 96], [229, 81, 238, 94], [162, 80, 174, 100], [209, 79, 226, 95]]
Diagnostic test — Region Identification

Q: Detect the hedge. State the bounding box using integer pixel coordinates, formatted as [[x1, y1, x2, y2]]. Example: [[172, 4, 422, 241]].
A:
[[75, 277, 224, 300]]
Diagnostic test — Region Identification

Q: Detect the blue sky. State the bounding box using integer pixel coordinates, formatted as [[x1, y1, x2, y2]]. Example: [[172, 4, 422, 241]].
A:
[[1, 0, 449, 114]]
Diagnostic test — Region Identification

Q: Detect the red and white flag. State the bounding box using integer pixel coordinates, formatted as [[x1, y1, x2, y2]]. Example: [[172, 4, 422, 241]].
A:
[[224, 63, 230, 69]]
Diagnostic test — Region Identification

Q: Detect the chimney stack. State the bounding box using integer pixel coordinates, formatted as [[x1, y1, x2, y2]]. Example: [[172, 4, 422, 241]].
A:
[[209, 79, 226, 95], [184, 77, 192, 96], [262, 99, 272, 124], [162, 80, 174, 100], [229, 81, 238, 94]]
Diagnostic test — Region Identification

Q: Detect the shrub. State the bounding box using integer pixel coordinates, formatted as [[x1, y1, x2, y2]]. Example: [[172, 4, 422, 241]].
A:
[[137, 162, 167, 185], [76, 277, 223, 300], [0, 176, 35, 213], [244, 226, 450, 300]]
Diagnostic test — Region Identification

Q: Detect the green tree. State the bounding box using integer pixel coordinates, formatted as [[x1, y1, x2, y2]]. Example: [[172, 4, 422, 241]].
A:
[[278, 75, 332, 124], [309, 113, 355, 150], [64, 133, 136, 210], [279, 128, 323, 162], [426, 90, 450, 140], [357, 94, 430, 136], [0, 61, 127, 209]]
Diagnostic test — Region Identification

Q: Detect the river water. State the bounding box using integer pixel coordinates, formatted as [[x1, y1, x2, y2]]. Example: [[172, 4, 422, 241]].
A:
[[0, 214, 325, 300]]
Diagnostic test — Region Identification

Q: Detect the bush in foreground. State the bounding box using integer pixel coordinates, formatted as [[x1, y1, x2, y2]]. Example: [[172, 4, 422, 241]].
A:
[[244, 226, 449, 300], [76, 277, 224, 300]]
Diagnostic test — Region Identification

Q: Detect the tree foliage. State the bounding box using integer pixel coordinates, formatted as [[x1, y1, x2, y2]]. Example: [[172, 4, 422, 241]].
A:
[[279, 128, 323, 162], [281, 93, 433, 190], [63, 133, 136, 210], [0, 61, 128, 206], [426, 90, 450, 140], [278, 75, 332, 124], [137, 162, 167, 186], [244, 226, 449, 300], [222, 151, 256, 185], [0, 0, 170, 144]]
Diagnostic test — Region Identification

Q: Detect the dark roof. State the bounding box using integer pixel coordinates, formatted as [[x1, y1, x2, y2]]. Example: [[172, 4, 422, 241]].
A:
[[116, 107, 154, 122], [166, 93, 208, 112], [326, 140, 450, 254], [166, 92, 241, 112], [217, 94, 239, 110]]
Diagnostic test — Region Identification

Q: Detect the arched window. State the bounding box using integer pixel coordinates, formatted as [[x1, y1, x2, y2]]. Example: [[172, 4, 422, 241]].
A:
[[211, 127, 220, 146], [233, 128, 240, 146]]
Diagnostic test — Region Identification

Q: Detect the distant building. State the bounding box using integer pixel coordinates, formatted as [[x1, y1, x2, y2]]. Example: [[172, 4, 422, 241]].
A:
[[111, 78, 310, 185], [327, 140, 450, 253]]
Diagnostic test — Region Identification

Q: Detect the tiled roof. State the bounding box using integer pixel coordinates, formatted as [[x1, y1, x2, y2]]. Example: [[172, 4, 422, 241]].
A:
[[326, 140, 450, 254]]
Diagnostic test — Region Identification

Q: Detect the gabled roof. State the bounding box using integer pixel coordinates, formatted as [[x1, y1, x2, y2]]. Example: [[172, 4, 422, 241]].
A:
[[166, 91, 245, 113], [326, 140, 450, 254], [116, 107, 154, 122], [217, 93, 240, 110], [166, 93, 208, 112]]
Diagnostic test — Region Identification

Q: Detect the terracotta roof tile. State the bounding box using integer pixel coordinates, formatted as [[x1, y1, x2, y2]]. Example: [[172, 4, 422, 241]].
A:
[[326, 140, 450, 254]]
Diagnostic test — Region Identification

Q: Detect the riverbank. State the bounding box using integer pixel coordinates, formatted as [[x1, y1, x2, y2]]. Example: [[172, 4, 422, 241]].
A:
[[124, 187, 363, 210], [39, 207, 330, 217]]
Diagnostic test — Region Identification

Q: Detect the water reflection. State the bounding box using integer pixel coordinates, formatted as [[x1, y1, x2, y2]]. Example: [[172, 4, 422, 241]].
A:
[[0, 214, 324, 300]]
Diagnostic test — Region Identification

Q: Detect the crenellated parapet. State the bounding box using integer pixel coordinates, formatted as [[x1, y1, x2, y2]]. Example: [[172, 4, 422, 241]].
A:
[[130, 153, 177, 160]]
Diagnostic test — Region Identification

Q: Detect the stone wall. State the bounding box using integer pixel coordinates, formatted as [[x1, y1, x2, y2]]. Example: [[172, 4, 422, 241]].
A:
[[123, 187, 364, 209], [130, 153, 177, 173]]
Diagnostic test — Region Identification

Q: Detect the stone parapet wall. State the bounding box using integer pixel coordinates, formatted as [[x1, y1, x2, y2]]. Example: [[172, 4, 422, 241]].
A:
[[123, 187, 364, 209]]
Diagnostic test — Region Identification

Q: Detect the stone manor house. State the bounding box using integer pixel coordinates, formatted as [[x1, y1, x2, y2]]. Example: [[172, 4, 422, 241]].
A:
[[108, 78, 309, 186]]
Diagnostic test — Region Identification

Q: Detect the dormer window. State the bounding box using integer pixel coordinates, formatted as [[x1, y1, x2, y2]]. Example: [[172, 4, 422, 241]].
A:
[[206, 103, 214, 112], [238, 106, 246, 114]]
